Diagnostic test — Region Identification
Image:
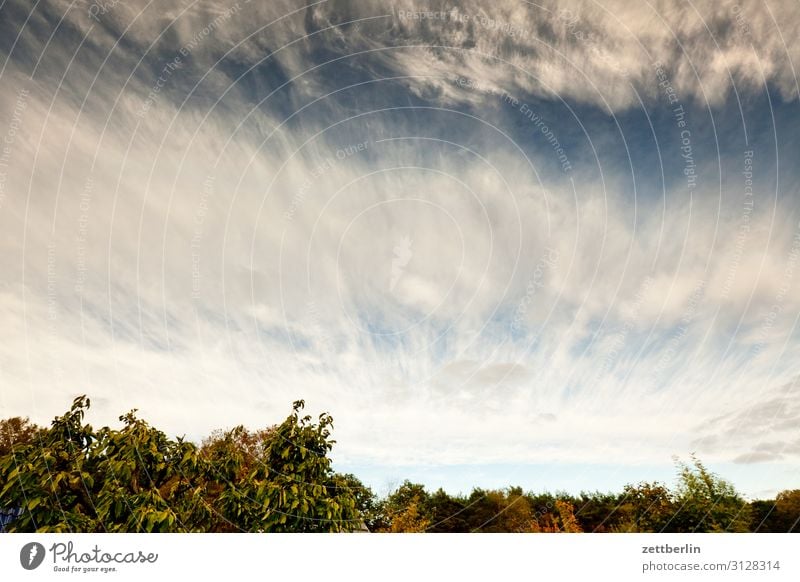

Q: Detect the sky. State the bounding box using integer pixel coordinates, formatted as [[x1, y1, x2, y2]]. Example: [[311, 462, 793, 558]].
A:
[[0, 0, 799, 499]]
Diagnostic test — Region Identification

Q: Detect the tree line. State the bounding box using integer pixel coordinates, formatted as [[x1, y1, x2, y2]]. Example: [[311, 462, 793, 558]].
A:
[[1, 397, 797, 532]]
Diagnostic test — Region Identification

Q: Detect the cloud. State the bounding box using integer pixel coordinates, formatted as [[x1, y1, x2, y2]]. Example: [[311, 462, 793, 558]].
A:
[[0, 0, 799, 495], [306, 0, 800, 111], [694, 378, 800, 463]]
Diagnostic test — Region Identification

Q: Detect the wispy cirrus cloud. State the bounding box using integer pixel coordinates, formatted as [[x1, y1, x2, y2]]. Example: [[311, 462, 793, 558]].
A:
[[1, 0, 799, 496]]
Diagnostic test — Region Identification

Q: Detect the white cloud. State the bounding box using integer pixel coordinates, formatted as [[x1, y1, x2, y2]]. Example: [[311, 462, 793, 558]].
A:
[[340, 0, 800, 111], [0, 0, 799, 492]]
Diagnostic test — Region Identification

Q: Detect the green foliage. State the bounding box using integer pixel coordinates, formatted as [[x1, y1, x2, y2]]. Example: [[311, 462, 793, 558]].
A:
[[331, 473, 377, 531], [614, 482, 675, 532], [2, 397, 213, 532], [0, 397, 360, 532], [427, 488, 469, 532], [668, 455, 751, 532], [570, 491, 621, 532], [0, 400, 788, 534], [212, 400, 360, 532]]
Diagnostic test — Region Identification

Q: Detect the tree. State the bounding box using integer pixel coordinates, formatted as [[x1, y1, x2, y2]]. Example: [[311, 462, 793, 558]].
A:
[[753, 490, 800, 532], [377, 481, 432, 532], [749, 499, 776, 532], [1, 402, 787, 534], [331, 473, 377, 531], [427, 488, 469, 532], [614, 482, 675, 532], [0, 417, 41, 456], [377, 485, 584, 533], [0, 397, 361, 532], [773, 490, 800, 532], [386, 497, 430, 532], [542, 500, 582, 532], [235, 400, 360, 532], [463, 488, 504, 531], [570, 491, 623, 532], [668, 455, 751, 532], [484, 487, 544, 532], [468, 488, 538, 532], [200, 424, 275, 476], [1, 396, 216, 532]]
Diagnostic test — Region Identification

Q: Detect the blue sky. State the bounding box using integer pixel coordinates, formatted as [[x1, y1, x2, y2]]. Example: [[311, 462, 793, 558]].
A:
[[1, 0, 799, 498]]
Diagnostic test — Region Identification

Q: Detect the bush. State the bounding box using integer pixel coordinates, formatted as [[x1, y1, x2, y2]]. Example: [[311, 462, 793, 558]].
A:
[[0, 397, 361, 532]]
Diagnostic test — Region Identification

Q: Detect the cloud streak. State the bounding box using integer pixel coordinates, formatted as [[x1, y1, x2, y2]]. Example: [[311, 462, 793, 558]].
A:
[[1, 0, 799, 495]]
